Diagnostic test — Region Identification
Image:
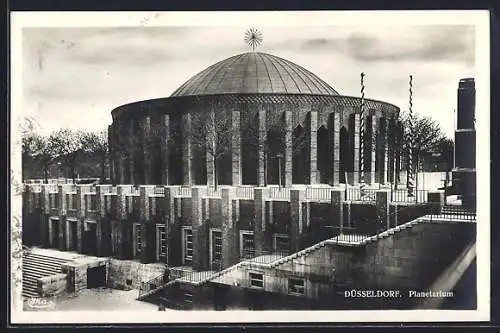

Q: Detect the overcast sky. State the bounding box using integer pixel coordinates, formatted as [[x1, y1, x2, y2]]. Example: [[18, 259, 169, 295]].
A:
[[21, 25, 475, 138]]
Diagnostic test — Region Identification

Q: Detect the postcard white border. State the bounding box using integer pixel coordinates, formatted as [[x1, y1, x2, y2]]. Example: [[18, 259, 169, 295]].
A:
[[10, 10, 490, 323]]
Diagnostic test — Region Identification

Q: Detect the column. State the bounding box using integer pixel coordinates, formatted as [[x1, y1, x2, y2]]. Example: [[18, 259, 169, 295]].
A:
[[143, 116, 152, 185], [376, 189, 390, 231], [382, 118, 389, 184], [115, 185, 128, 259], [369, 114, 378, 184], [232, 110, 242, 186], [206, 109, 216, 186], [427, 190, 445, 214], [129, 119, 136, 185], [253, 188, 267, 253], [76, 186, 84, 253], [284, 110, 293, 187], [95, 185, 108, 256], [387, 117, 396, 184], [352, 113, 360, 184], [329, 112, 341, 186], [182, 113, 193, 185], [57, 185, 66, 251], [221, 187, 238, 268], [161, 114, 171, 185], [41, 185, 50, 247], [139, 185, 155, 263], [331, 189, 345, 234], [192, 187, 209, 271], [164, 186, 179, 266], [108, 125, 115, 184], [309, 111, 318, 184], [257, 109, 267, 186], [395, 120, 403, 187], [290, 189, 305, 252]]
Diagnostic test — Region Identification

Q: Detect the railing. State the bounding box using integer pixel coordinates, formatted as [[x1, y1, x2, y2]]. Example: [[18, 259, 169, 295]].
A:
[[179, 186, 191, 197], [235, 186, 254, 199], [305, 187, 331, 201], [47, 184, 59, 193], [268, 186, 290, 200], [391, 189, 428, 203], [346, 188, 377, 202], [154, 186, 165, 195], [206, 186, 221, 197], [427, 205, 476, 222], [138, 273, 167, 299], [30, 184, 42, 192]]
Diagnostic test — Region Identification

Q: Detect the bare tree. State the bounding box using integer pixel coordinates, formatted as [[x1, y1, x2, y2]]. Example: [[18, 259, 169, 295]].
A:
[[82, 130, 109, 182], [188, 110, 235, 190], [49, 129, 85, 182]]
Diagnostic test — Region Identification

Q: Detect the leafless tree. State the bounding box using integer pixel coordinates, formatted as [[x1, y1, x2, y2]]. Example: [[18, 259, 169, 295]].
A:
[[188, 109, 235, 190], [82, 130, 109, 182], [48, 129, 85, 182]]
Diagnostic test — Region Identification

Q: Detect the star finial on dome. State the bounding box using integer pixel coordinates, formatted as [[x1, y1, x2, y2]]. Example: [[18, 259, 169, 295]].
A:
[[244, 28, 263, 52]]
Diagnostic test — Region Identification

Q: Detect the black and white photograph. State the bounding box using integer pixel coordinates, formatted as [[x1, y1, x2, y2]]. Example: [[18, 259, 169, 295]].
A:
[[10, 10, 490, 323]]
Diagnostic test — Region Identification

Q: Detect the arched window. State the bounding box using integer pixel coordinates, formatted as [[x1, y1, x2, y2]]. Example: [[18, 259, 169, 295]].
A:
[[317, 126, 329, 184], [292, 125, 308, 184]]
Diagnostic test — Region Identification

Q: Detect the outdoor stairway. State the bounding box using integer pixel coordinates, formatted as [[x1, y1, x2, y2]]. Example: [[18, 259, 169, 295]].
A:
[[22, 252, 72, 297]]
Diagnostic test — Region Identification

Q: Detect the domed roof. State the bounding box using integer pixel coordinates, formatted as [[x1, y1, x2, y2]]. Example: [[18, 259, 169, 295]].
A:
[[171, 52, 339, 97]]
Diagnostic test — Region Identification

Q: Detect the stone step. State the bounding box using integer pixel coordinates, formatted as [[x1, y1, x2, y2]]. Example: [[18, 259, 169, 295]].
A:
[[22, 289, 39, 298], [25, 254, 69, 265], [23, 261, 62, 271], [23, 266, 61, 277]]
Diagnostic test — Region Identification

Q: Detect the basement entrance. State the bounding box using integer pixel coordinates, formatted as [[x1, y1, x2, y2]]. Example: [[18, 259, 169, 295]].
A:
[[87, 265, 106, 289]]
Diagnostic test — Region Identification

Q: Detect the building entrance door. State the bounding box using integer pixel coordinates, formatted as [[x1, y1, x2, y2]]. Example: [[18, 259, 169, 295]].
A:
[[51, 218, 59, 247], [82, 222, 97, 256], [87, 265, 106, 289]]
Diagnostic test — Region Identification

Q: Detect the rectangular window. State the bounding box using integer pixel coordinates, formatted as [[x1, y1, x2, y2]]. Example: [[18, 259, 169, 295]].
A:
[[210, 229, 222, 267], [133, 223, 142, 257], [249, 272, 264, 288], [288, 277, 305, 296], [274, 234, 290, 253], [240, 231, 255, 259], [156, 224, 167, 261], [182, 227, 193, 264]]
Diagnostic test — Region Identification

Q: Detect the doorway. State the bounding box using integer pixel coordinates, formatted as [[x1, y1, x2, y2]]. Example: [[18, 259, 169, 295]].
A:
[[87, 265, 106, 289]]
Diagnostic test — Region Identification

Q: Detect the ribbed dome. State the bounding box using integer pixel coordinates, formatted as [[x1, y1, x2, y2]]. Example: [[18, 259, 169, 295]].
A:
[[171, 52, 339, 97]]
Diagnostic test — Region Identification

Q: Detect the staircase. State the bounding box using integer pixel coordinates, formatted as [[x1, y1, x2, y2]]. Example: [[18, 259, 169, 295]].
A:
[[22, 252, 71, 298]]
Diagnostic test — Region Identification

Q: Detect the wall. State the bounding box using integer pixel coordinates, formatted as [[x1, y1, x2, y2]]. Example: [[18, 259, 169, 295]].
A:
[[107, 258, 165, 290], [37, 273, 68, 297]]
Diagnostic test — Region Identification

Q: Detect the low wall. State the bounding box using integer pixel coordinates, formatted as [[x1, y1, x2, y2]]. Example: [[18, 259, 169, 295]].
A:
[[37, 273, 68, 297], [107, 259, 165, 290]]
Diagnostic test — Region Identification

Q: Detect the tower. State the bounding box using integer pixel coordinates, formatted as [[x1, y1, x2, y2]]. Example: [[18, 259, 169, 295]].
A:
[[452, 78, 476, 210]]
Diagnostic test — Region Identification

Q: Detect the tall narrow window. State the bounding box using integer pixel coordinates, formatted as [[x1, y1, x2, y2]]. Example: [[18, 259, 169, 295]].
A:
[[156, 224, 167, 261], [182, 227, 193, 264], [249, 272, 264, 288], [133, 223, 142, 257], [274, 234, 290, 253], [240, 231, 255, 259], [210, 229, 222, 269]]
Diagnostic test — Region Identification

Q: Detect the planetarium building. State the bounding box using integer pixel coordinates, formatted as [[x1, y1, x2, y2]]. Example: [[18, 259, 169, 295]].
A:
[[109, 52, 401, 187]]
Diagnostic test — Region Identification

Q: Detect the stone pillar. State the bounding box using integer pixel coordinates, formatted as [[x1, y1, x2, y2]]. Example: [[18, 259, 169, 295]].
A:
[[381, 118, 389, 184], [129, 119, 136, 185], [376, 189, 390, 231], [232, 110, 241, 186], [253, 188, 267, 254], [76, 186, 84, 253], [57, 185, 66, 251], [352, 113, 360, 184], [329, 112, 341, 186], [161, 114, 171, 185], [221, 187, 238, 268], [284, 110, 293, 187], [309, 111, 318, 184], [206, 109, 216, 187], [182, 113, 193, 185], [143, 116, 152, 185], [139, 186, 155, 263], [387, 117, 396, 184], [40, 185, 50, 247], [164, 186, 179, 266], [369, 114, 378, 184], [331, 189, 345, 234], [257, 109, 267, 186], [427, 190, 445, 214], [115, 186, 128, 259], [290, 189, 305, 252], [192, 187, 209, 271], [95, 185, 108, 256]]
